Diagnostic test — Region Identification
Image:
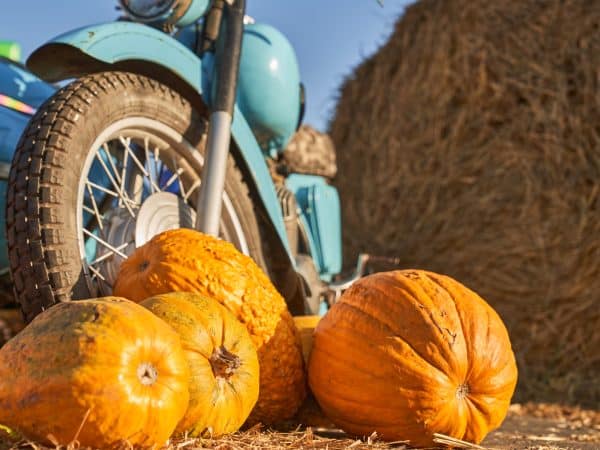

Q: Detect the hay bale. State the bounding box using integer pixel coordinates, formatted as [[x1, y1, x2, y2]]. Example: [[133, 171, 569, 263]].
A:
[[330, 0, 600, 407]]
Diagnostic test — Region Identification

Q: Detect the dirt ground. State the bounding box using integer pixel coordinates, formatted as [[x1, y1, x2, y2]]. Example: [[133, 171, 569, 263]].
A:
[[482, 403, 600, 450], [0, 403, 598, 449]]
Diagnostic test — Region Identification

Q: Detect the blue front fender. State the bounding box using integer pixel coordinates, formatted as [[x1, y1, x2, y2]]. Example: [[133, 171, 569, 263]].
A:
[[27, 21, 291, 257]]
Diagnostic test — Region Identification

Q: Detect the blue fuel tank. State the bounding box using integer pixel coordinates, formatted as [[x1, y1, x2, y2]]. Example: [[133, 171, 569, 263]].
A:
[[236, 22, 302, 154], [177, 21, 302, 155]]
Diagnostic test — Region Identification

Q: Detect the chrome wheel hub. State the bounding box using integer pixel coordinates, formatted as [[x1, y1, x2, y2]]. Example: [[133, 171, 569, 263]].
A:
[[135, 191, 196, 247]]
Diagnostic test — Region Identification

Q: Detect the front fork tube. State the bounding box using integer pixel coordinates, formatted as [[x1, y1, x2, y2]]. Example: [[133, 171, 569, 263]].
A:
[[195, 111, 232, 233], [195, 0, 246, 235]]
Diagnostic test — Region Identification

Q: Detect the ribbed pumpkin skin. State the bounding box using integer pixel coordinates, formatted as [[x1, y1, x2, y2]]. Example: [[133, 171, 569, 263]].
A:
[[113, 229, 306, 424], [0, 297, 189, 448], [141, 292, 259, 436], [308, 270, 518, 446]]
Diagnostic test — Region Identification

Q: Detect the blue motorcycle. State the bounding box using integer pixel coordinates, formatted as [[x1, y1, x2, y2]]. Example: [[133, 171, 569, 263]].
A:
[[0, 41, 55, 304], [7, 0, 372, 322]]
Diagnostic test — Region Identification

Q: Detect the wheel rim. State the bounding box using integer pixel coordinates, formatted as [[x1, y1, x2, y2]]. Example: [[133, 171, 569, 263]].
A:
[[77, 117, 249, 296]]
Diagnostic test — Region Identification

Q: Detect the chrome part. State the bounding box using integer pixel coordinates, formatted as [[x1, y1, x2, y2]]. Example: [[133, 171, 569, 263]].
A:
[[277, 185, 299, 258], [195, 111, 232, 236], [326, 254, 403, 302], [119, 0, 176, 21], [119, 0, 210, 29], [327, 254, 370, 302], [135, 191, 196, 247]]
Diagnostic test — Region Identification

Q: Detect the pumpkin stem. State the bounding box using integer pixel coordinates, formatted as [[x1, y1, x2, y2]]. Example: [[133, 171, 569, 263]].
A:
[[210, 345, 241, 379], [137, 362, 158, 386]]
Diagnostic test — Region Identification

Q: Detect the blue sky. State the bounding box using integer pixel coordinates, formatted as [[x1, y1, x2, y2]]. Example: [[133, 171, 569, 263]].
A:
[[1, 1, 411, 131]]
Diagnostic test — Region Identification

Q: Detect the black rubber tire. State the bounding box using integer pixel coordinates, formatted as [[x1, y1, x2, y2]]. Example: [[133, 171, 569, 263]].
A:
[[7, 71, 268, 323]]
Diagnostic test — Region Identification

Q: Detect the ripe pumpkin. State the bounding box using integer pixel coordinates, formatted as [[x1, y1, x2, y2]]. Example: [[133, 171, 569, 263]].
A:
[[308, 270, 518, 446], [113, 229, 306, 425], [0, 297, 189, 448], [141, 292, 259, 436]]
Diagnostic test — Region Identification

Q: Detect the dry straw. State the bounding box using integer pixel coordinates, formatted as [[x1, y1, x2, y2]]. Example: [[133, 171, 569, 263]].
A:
[[330, 0, 600, 407]]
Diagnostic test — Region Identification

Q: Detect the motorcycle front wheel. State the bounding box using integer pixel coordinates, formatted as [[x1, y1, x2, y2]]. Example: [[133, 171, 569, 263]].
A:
[[8, 72, 269, 322]]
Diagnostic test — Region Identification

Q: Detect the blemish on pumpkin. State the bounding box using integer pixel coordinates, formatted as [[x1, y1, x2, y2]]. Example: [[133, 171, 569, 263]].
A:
[[18, 392, 40, 408], [445, 328, 457, 346]]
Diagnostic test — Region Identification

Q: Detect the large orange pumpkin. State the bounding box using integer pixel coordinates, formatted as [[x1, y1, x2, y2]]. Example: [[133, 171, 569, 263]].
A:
[[308, 270, 518, 446], [0, 297, 189, 448], [113, 229, 306, 425], [141, 292, 259, 436]]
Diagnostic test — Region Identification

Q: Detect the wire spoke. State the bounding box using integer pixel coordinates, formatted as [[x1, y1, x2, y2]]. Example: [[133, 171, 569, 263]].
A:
[[184, 179, 201, 202], [89, 242, 130, 266], [82, 228, 128, 259], [144, 137, 159, 194], [83, 204, 99, 216], [85, 182, 104, 231], [87, 264, 107, 282], [153, 145, 161, 187], [157, 160, 166, 189], [172, 155, 188, 199], [120, 142, 130, 197], [163, 167, 185, 190], [86, 181, 119, 199], [93, 148, 137, 217], [86, 181, 137, 208], [101, 144, 126, 207], [119, 135, 161, 193], [103, 143, 124, 186]]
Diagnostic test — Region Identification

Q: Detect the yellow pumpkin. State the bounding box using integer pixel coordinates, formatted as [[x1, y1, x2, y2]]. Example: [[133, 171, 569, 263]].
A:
[[0, 297, 189, 448], [113, 229, 306, 425], [141, 292, 259, 436], [308, 270, 518, 446]]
